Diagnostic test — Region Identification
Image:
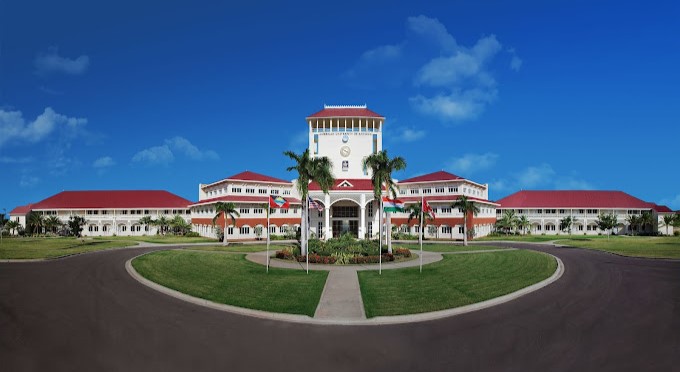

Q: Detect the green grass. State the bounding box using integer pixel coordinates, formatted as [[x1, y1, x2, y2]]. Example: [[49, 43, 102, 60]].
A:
[[396, 243, 511, 252], [476, 235, 570, 242], [0, 237, 138, 259], [358, 250, 557, 317], [556, 236, 680, 259], [94, 235, 217, 244], [132, 250, 328, 316], [182, 244, 285, 253]]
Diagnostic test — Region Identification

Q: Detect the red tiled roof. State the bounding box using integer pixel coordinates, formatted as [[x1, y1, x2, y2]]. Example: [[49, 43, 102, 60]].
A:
[[9, 204, 32, 215], [399, 195, 499, 205], [221, 171, 291, 184], [190, 195, 301, 207], [28, 191, 193, 210], [496, 190, 655, 209], [307, 106, 383, 119], [651, 204, 674, 213], [398, 171, 464, 184], [309, 179, 382, 191]]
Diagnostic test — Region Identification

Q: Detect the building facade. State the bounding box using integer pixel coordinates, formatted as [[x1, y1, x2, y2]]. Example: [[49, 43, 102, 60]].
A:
[[496, 190, 675, 235]]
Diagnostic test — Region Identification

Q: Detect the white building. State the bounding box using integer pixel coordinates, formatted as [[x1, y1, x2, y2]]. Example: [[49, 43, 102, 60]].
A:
[[8, 190, 191, 236], [496, 190, 675, 235], [192, 105, 498, 241]]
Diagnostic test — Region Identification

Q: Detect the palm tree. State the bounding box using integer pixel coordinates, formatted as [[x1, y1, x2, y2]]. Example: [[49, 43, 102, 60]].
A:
[[406, 202, 434, 240], [284, 149, 334, 256], [559, 216, 574, 235], [661, 214, 675, 235], [138, 216, 155, 234], [626, 214, 640, 236], [452, 195, 480, 246], [45, 215, 62, 234], [154, 216, 169, 236], [518, 215, 530, 235], [5, 220, 20, 235], [213, 202, 240, 246], [362, 150, 406, 253], [170, 215, 191, 235], [27, 212, 45, 236], [639, 211, 653, 235], [496, 210, 518, 235]]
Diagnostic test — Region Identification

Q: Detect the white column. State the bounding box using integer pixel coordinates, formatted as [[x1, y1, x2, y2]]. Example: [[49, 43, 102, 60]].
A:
[[360, 193, 366, 239], [325, 194, 331, 241]]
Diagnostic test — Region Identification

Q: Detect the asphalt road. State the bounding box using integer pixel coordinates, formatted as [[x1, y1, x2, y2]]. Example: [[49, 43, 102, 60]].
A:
[[1, 243, 679, 372]]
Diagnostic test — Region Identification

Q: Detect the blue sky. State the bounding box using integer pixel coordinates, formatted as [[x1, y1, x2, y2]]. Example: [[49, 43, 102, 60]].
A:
[[1, 0, 679, 212]]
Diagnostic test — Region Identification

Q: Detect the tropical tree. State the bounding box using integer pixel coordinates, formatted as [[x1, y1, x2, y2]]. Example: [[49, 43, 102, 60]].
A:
[[27, 212, 45, 236], [138, 216, 155, 234], [517, 215, 531, 235], [213, 202, 239, 246], [362, 150, 406, 253], [170, 215, 191, 235], [154, 216, 169, 236], [639, 211, 653, 235], [284, 149, 334, 256], [495, 210, 518, 235], [5, 220, 20, 235], [45, 215, 63, 234], [452, 195, 480, 246], [406, 202, 434, 240], [661, 214, 675, 235], [626, 214, 640, 236], [595, 213, 618, 239], [67, 216, 87, 237], [559, 216, 574, 235]]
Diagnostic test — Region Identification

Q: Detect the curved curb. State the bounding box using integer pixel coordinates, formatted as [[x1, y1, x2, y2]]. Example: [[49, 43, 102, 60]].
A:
[[126, 250, 564, 326], [0, 243, 143, 263]]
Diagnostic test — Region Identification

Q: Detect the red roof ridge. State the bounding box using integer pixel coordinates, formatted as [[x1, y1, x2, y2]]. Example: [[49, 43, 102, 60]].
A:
[[307, 105, 384, 119], [209, 170, 291, 185], [398, 171, 464, 184]]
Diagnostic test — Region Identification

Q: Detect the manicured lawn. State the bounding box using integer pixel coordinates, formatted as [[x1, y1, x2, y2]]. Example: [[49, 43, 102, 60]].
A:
[[476, 235, 576, 242], [556, 236, 680, 259], [132, 250, 328, 316], [0, 237, 138, 259], [358, 250, 557, 317], [396, 243, 511, 252], [182, 244, 284, 253], [94, 235, 217, 244]]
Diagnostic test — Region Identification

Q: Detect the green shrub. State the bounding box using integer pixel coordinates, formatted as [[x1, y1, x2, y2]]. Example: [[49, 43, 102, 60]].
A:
[[185, 232, 200, 237], [674, 231, 679, 237], [393, 247, 411, 257]]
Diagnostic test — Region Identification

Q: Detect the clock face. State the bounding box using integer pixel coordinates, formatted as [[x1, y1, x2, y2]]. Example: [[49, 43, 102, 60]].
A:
[[342, 134, 349, 143], [340, 146, 351, 157]]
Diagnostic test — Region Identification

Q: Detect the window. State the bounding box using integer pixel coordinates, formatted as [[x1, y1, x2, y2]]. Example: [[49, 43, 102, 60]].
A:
[[536, 225, 542, 231], [459, 227, 464, 234], [587, 209, 598, 214], [280, 209, 289, 214], [293, 208, 298, 214], [399, 189, 406, 195], [271, 189, 279, 195], [367, 202, 373, 217], [258, 189, 267, 194], [231, 187, 242, 193], [164, 210, 170, 214], [314, 134, 319, 154], [239, 208, 250, 214], [422, 188, 432, 194], [120, 225, 127, 232], [435, 187, 445, 193], [102, 225, 108, 232], [120, 210, 128, 215], [559, 209, 566, 214], [442, 226, 452, 234], [280, 225, 288, 233], [410, 189, 419, 195], [441, 207, 452, 214], [318, 210, 323, 218], [269, 226, 276, 233], [372, 134, 378, 153], [102, 210, 108, 215], [283, 190, 291, 195], [449, 187, 458, 193], [367, 222, 373, 237], [579, 209, 585, 214], [332, 206, 358, 218], [245, 188, 255, 194], [240, 226, 250, 234], [253, 208, 263, 214], [578, 225, 584, 231], [318, 222, 323, 235], [537, 209, 543, 214], [227, 227, 234, 235]]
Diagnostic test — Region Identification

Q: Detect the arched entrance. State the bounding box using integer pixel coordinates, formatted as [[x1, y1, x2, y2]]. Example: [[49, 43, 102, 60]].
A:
[[329, 199, 361, 238]]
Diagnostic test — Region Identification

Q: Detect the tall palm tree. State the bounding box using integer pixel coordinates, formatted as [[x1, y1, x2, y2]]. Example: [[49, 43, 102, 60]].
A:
[[213, 202, 240, 246], [154, 216, 169, 236], [362, 150, 406, 253], [661, 214, 675, 235], [284, 149, 334, 256], [518, 215, 531, 235], [452, 195, 480, 246], [5, 220, 20, 235], [639, 211, 653, 235], [138, 216, 155, 234], [45, 215, 62, 234], [170, 215, 191, 235], [559, 216, 574, 235], [406, 202, 434, 240], [27, 212, 45, 236], [626, 214, 640, 236]]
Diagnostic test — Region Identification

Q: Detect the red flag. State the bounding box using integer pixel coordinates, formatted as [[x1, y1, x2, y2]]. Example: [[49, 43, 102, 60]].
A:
[[269, 195, 290, 209], [423, 198, 434, 218]]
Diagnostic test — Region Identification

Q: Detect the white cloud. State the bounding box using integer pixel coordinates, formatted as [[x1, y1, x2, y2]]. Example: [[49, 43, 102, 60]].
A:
[[554, 177, 594, 190], [360, 44, 403, 63], [492, 164, 594, 196], [93, 156, 115, 168], [407, 15, 458, 53], [35, 47, 89, 76], [410, 87, 497, 121], [0, 107, 87, 148], [165, 136, 219, 160], [132, 137, 218, 166], [508, 48, 523, 72], [516, 164, 555, 188], [392, 127, 426, 142], [20, 175, 40, 188], [446, 153, 499, 174]]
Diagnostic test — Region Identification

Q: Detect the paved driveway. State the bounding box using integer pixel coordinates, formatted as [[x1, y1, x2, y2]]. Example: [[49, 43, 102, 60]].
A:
[[1, 243, 679, 371]]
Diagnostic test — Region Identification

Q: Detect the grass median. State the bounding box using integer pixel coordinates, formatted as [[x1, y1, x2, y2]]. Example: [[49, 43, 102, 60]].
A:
[[0, 237, 138, 259], [182, 244, 291, 253], [94, 235, 217, 244], [396, 243, 511, 252], [132, 250, 327, 316], [556, 236, 680, 259], [358, 250, 557, 317]]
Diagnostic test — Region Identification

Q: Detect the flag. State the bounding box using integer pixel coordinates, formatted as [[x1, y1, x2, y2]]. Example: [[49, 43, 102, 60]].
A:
[[308, 196, 323, 211], [382, 196, 405, 212], [423, 198, 435, 218], [269, 195, 290, 209]]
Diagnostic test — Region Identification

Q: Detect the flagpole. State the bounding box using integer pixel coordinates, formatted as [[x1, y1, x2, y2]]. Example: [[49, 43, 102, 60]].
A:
[[266, 205, 270, 273], [420, 194, 423, 273], [379, 196, 382, 275], [305, 196, 309, 275]]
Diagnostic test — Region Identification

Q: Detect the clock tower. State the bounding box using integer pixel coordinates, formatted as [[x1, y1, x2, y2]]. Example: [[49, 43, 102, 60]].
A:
[[306, 105, 384, 179]]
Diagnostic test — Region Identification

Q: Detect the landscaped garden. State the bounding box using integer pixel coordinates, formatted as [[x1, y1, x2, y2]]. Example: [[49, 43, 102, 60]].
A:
[[0, 237, 138, 259], [358, 249, 557, 317], [132, 250, 328, 316]]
